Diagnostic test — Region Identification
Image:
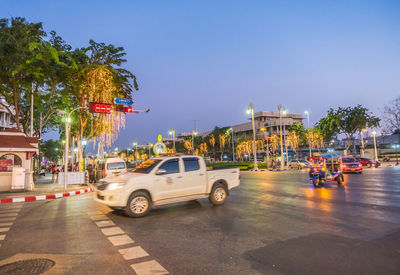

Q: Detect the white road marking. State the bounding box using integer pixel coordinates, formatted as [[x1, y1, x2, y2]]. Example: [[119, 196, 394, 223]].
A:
[[0, 213, 18, 217], [0, 217, 16, 222], [0, 235, 5, 240], [107, 234, 134, 246], [0, 222, 12, 226], [0, 227, 10, 232], [90, 214, 108, 221], [131, 260, 169, 275], [119, 246, 149, 260], [101, 226, 124, 236], [95, 220, 116, 227]]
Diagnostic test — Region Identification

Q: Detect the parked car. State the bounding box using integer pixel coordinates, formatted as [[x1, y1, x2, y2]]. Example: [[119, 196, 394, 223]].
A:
[[341, 157, 362, 174], [288, 159, 309, 169], [356, 157, 380, 168], [95, 155, 240, 217]]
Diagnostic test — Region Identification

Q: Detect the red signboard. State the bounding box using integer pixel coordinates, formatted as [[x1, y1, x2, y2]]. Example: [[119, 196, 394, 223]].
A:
[[0, 159, 13, 172]]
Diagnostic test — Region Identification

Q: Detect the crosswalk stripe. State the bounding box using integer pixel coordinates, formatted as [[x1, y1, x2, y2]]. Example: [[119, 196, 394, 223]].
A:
[[95, 220, 115, 227], [119, 246, 149, 260], [107, 234, 134, 246], [131, 260, 169, 275], [101, 226, 124, 236]]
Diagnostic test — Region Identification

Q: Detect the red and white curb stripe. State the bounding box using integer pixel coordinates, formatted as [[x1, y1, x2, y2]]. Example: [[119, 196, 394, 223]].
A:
[[0, 187, 94, 204]]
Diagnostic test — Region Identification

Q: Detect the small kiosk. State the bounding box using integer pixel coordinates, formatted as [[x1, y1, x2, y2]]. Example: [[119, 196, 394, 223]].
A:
[[0, 128, 38, 192]]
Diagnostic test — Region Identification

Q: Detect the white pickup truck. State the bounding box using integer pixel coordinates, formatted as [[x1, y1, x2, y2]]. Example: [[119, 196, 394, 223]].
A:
[[94, 155, 240, 217]]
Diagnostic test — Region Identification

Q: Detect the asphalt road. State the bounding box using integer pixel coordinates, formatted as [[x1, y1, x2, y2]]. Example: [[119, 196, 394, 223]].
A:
[[0, 167, 400, 274]]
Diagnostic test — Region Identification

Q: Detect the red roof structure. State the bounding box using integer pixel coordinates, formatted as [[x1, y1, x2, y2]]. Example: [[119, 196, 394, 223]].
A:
[[0, 128, 39, 152]]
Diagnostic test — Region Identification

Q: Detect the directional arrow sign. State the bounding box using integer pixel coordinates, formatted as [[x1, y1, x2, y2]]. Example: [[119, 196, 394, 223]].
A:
[[114, 98, 134, 105]]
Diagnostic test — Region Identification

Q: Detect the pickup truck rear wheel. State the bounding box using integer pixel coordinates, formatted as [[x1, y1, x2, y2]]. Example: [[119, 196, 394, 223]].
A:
[[209, 183, 227, 205], [125, 191, 151, 218]]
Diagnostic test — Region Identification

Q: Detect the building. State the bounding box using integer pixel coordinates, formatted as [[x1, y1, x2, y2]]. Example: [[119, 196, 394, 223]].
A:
[[0, 128, 38, 191], [232, 111, 304, 139], [0, 98, 17, 131]]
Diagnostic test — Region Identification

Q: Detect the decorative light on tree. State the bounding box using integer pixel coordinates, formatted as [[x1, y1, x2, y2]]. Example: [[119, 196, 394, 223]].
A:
[[82, 66, 126, 150]]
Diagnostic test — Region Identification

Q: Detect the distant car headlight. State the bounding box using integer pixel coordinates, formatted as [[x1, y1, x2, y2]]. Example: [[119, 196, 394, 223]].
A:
[[358, 164, 362, 167], [107, 182, 126, 191]]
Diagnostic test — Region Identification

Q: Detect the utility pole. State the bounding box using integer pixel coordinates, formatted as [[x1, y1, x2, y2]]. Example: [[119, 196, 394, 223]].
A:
[[30, 83, 34, 137], [64, 115, 70, 189], [231, 128, 235, 162]]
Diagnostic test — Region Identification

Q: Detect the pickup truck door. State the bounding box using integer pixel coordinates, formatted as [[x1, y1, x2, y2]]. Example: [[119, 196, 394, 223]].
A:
[[181, 157, 207, 196], [153, 158, 185, 201]]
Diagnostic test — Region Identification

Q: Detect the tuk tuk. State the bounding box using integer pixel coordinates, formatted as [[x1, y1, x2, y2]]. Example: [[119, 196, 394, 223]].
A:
[[308, 153, 344, 187]]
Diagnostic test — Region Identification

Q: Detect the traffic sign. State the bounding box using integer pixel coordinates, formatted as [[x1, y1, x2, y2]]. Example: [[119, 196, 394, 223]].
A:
[[114, 98, 134, 105]]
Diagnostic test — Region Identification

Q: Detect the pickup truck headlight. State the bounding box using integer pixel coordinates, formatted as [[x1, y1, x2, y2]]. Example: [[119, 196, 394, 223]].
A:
[[107, 182, 126, 191]]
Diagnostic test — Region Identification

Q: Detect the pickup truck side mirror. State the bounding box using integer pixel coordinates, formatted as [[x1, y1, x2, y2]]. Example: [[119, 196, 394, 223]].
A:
[[156, 169, 167, 175]]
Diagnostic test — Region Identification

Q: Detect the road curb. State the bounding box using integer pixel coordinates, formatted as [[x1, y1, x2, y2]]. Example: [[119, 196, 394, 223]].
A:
[[0, 187, 94, 204]]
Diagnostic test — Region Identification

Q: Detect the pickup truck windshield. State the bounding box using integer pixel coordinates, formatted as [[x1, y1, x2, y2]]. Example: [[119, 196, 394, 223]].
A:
[[133, 159, 162, 174]]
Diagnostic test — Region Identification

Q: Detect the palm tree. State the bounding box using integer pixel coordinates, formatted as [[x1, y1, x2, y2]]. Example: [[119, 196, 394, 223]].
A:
[[219, 134, 226, 161], [209, 134, 216, 159], [184, 140, 193, 154], [287, 131, 299, 159]]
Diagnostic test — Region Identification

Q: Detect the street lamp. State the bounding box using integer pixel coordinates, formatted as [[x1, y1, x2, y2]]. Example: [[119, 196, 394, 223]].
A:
[[392, 144, 400, 165], [169, 130, 176, 152], [372, 131, 378, 161], [278, 105, 285, 169], [148, 143, 153, 158], [248, 104, 258, 170], [260, 127, 269, 168], [132, 142, 137, 160], [227, 128, 235, 162], [304, 110, 310, 128], [58, 106, 87, 190], [192, 130, 197, 155], [304, 110, 312, 158], [360, 129, 367, 157]]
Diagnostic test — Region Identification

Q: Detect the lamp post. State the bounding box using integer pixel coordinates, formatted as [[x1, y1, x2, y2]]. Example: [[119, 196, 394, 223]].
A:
[[304, 110, 310, 128], [260, 127, 269, 168], [372, 131, 378, 161], [168, 130, 176, 152], [282, 110, 289, 166], [58, 106, 88, 190], [278, 105, 285, 169], [148, 143, 153, 158], [392, 144, 399, 165], [192, 130, 197, 155], [304, 110, 311, 157], [360, 129, 367, 157], [132, 142, 137, 160], [231, 128, 235, 162], [248, 104, 258, 170]]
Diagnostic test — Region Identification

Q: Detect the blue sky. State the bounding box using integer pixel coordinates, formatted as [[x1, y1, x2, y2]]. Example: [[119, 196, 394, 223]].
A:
[[2, 0, 400, 150]]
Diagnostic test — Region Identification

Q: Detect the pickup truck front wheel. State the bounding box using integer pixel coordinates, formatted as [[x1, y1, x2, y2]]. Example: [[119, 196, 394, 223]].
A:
[[209, 183, 227, 206], [125, 191, 151, 218]]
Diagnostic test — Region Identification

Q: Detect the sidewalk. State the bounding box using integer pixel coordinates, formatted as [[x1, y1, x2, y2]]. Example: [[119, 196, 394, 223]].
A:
[[0, 174, 93, 202]]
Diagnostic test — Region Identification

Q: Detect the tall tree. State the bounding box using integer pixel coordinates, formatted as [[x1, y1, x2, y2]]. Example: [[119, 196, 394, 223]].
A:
[[317, 105, 380, 151], [0, 17, 45, 132], [383, 96, 400, 142]]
